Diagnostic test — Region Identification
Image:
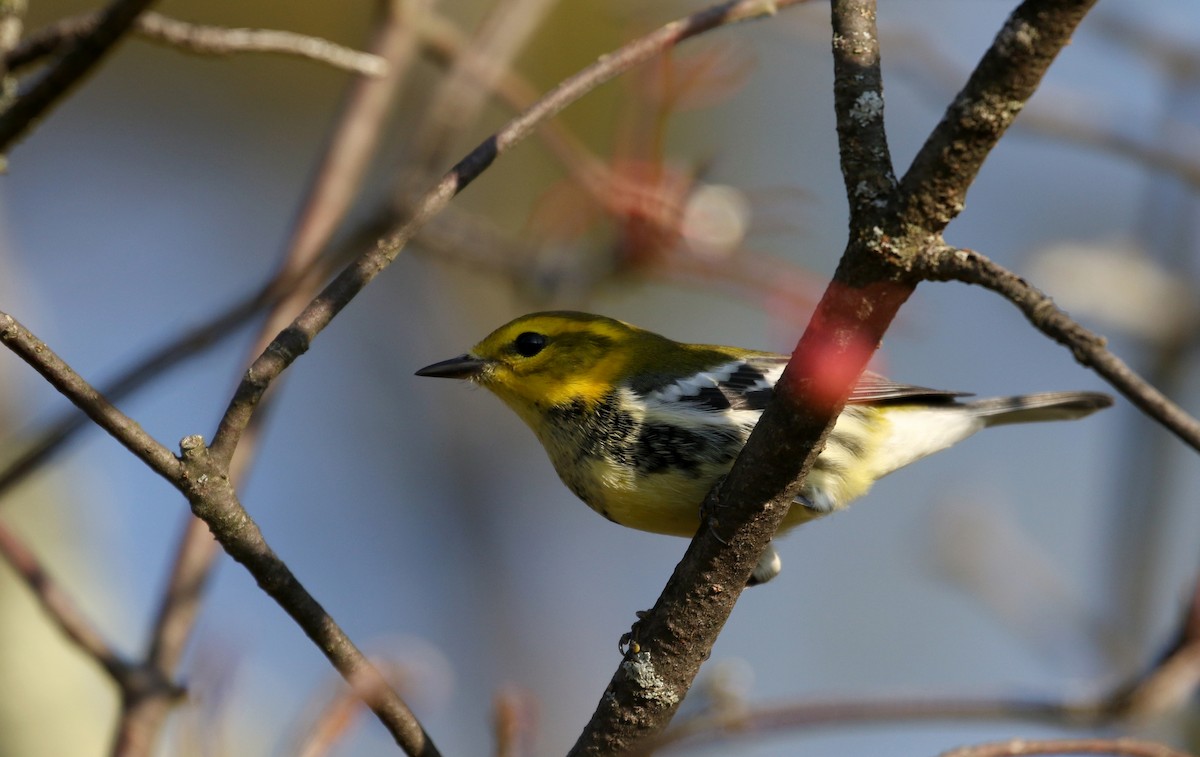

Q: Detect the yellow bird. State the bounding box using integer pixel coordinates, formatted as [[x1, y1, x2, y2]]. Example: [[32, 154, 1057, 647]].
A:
[[418, 311, 1112, 584]]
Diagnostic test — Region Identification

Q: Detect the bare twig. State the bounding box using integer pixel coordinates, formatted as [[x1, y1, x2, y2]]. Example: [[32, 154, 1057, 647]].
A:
[[135, 13, 386, 74], [649, 694, 1123, 754], [0, 281, 276, 501], [415, 10, 610, 193], [0, 0, 158, 152], [0, 313, 181, 482], [938, 737, 1194, 757], [207, 0, 803, 464], [911, 246, 1200, 452], [6, 11, 386, 76]]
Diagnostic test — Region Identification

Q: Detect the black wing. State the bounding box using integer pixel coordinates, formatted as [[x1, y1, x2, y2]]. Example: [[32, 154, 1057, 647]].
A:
[[848, 371, 970, 405]]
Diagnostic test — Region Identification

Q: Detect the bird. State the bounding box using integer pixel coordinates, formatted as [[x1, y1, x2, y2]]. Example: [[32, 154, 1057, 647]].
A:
[[416, 311, 1112, 584]]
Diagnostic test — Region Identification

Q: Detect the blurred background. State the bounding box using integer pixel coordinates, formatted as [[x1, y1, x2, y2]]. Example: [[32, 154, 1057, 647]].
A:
[[1, 0, 1199, 755]]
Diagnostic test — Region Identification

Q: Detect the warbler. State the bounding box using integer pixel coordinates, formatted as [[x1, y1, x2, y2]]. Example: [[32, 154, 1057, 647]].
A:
[[417, 311, 1112, 584]]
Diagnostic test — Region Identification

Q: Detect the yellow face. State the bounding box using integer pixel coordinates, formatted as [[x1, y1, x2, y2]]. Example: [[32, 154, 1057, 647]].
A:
[[467, 311, 638, 408]]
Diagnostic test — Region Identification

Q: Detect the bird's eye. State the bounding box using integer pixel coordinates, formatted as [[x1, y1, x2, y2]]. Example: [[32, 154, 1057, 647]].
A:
[[513, 331, 548, 357]]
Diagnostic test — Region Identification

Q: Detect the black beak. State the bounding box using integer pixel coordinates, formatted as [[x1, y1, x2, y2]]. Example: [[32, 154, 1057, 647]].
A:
[[415, 354, 487, 379]]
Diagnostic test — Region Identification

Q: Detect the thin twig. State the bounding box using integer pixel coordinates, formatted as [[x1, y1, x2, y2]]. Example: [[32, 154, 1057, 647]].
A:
[[0, 313, 181, 482], [569, 2, 908, 752], [647, 693, 1123, 754], [207, 0, 803, 464], [176, 436, 441, 757], [415, 10, 610, 194], [939, 737, 1195, 757], [135, 13, 387, 74], [912, 246, 1200, 452], [0, 0, 158, 152], [830, 0, 896, 219], [6, 11, 386, 76]]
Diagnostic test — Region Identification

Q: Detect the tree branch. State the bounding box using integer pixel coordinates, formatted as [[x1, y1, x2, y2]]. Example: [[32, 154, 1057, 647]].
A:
[[0, 0, 158, 153], [0, 280, 276, 501], [0, 520, 128, 680], [912, 245, 1200, 452]]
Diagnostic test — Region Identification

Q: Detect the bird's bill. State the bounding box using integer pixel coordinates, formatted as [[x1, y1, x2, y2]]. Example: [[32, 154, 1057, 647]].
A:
[[415, 354, 487, 379]]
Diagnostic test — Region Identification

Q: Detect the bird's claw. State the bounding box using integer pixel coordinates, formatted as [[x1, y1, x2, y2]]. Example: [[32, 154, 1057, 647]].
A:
[[619, 609, 651, 656]]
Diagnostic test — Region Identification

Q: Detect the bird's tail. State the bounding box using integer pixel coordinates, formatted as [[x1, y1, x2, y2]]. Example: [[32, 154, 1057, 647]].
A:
[[968, 391, 1113, 427]]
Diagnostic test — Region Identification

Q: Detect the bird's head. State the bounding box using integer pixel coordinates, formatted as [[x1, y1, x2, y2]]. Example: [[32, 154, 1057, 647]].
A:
[[416, 311, 654, 410]]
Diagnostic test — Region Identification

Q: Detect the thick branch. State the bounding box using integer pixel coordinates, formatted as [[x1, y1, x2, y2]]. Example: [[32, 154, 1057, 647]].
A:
[[912, 246, 1200, 452], [0, 521, 128, 679], [898, 0, 1098, 233], [939, 737, 1194, 757], [830, 0, 896, 218], [0, 0, 158, 152]]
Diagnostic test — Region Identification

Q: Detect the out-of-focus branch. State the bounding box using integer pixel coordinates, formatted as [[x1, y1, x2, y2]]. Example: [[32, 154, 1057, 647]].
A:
[[6, 11, 386, 76], [938, 737, 1193, 757], [207, 0, 803, 464], [0, 0, 158, 152], [175, 436, 442, 757], [0, 519, 187, 728], [570, 0, 1099, 752], [111, 3, 427, 755], [0, 281, 277, 501], [403, 0, 560, 178], [912, 245, 1200, 452], [0, 521, 131, 682], [0, 0, 23, 87], [0, 313, 181, 482], [890, 31, 1200, 191]]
